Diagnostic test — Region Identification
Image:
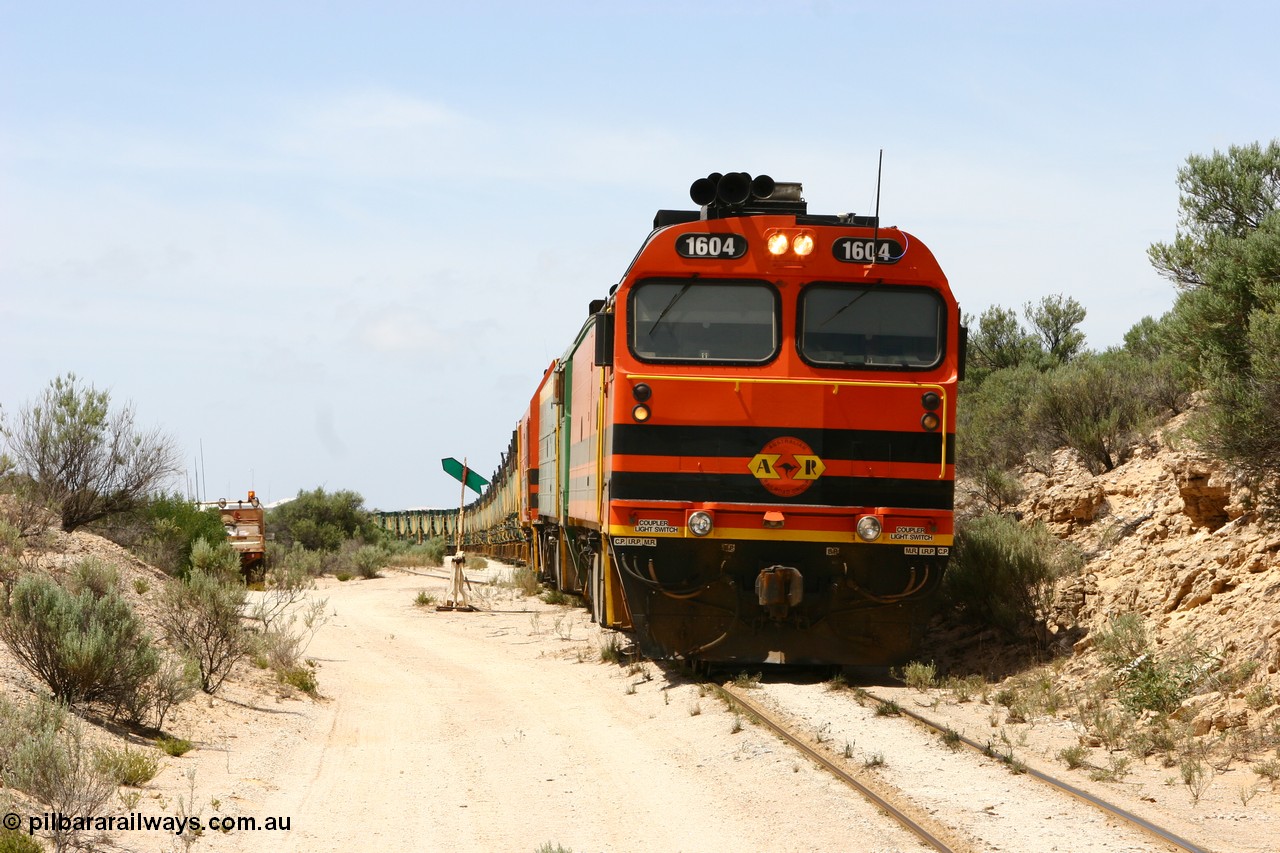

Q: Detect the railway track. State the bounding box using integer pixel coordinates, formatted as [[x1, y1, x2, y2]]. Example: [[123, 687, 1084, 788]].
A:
[[718, 681, 1214, 853], [717, 684, 964, 852], [856, 687, 1211, 853]]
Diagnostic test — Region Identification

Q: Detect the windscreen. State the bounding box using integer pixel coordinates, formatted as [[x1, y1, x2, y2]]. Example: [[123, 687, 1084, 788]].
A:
[[629, 279, 778, 363], [800, 284, 944, 369]]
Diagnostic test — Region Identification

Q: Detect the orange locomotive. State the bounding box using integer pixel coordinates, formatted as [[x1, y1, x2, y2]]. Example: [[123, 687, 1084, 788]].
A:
[[384, 172, 962, 666]]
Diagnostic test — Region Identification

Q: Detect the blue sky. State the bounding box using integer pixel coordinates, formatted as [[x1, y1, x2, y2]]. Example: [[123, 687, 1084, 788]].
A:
[[3, 1, 1278, 510]]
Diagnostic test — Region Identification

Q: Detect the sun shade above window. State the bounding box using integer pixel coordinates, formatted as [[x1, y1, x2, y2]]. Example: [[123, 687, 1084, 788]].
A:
[[800, 284, 944, 369], [630, 279, 779, 364]]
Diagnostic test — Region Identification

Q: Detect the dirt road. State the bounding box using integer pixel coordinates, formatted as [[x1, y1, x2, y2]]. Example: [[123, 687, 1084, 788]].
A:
[[202, 569, 923, 853]]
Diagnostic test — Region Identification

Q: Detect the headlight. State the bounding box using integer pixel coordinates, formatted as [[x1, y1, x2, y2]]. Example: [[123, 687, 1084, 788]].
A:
[[688, 511, 713, 537], [792, 232, 815, 256], [921, 412, 940, 431], [856, 516, 882, 542], [632, 404, 651, 422], [767, 232, 790, 255]]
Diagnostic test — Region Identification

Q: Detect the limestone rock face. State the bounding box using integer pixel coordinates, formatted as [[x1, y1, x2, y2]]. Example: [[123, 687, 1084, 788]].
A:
[[1004, 407, 1280, 738], [1168, 451, 1234, 530]]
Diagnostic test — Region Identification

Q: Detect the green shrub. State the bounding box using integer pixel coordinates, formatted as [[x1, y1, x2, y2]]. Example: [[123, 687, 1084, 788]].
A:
[[158, 568, 248, 694], [67, 557, 120, 598], [0, 693, 67, 769], [248, 588, 328, 699], [0, 574, 159, 712], [1255, 758, 1280, 782], [384, 538, 447, 568], [324, 540, 385, 579], [0, 519, 24, 589], [1120, 658, 1197, 714], [269, 542, 328, 577], [964, 467, 1025, 514], [942, 513, 1081, 639], [541, 588, 580, 606], [134, 654, 199, 732], [155, 735, 193, 757], [1201, 308, 1280, 491], [943, 674, 986, 703], [94, 744, 160, 786], [247, 558, 317, 635], [278, 663, 318, 697], [1095, 616, 1203, 714], [1030, 351, 1163, 473], [0, 695, 115, 850], [255, 625, 302, 671], [0, 826, 43, 853], [126, 493, 227, 577], [599, 633, 623, 664], [1094, 613, 1149, 668], [899, 661, 937, 692], [0, 373, 182, 533], [1025, 294, 1087, 366], [510, 565, 541, 597], [422, 536, 447, 566], [1125, 720, 1182, 760], [1215, 658, 1260, 691], [267, 488, 385, 551], [351, 544, 386, 579], [188, 536, 241, 580], [380, 536, 449, 568], [964, 305, 1043, 379], [958, 363, 1045, 479], [0, 518, 20, 557], [1246, 684, 1275, 711], [1147, 142, 1280, 490]]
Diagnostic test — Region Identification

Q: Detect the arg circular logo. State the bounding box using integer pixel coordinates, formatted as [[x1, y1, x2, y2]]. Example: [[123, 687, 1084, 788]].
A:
[[748, 436, 826, 497]]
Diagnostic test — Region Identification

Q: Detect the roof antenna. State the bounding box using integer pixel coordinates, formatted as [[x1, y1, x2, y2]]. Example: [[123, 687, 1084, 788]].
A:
[[871, 148, 883, 266]]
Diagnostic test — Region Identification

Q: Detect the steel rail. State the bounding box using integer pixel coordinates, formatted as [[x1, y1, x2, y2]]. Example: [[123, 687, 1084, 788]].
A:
[[717, 685, 959, 853], [860, 688, 1211, 853]]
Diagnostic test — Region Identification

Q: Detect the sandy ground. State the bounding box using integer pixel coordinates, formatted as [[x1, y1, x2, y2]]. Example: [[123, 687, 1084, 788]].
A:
[[51, 561, 1275, 853], [125, 567, 927, 853]]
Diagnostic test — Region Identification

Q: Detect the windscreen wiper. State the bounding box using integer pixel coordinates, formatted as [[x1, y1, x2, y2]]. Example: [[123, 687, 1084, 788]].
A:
[[648, 281, 695, 335], [818, 290, 872, 327]]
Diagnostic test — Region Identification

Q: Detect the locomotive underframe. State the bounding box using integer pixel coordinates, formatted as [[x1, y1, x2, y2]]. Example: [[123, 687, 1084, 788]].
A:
[[610, 535, 946, 666]]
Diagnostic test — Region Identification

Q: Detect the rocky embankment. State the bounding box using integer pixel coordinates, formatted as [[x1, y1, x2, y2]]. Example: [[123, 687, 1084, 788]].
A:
[[1010, 410, 1280, 738]]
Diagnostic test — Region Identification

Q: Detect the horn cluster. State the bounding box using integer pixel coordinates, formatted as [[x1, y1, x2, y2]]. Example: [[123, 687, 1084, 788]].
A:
[[689, 172, 776, 208]]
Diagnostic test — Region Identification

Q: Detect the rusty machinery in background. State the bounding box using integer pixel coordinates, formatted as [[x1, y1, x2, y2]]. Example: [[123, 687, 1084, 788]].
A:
[[202, 491, 266, 581]]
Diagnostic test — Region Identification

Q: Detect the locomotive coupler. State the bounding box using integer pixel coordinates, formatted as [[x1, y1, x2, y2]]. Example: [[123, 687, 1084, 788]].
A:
[[755, 565, 803, 620]]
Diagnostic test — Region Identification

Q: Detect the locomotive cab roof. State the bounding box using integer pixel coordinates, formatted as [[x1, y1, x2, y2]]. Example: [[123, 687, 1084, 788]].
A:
[[653, 171, 879, 230]]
